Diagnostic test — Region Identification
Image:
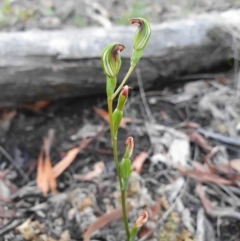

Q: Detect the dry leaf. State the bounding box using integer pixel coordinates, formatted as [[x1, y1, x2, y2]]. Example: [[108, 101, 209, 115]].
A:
[[44, 129, 56, 194], [44, 156, 57, 194], [193, 162, 208, 173], [230, 159, 240, 173], [182, 121, 200, 129], [196, 183, 215, 211], [131, 151, 149, 173], [43, 129, 55, 155], [120, 117, 136, 128], [21, 100, 50, 112], [74, 161, 105, 181], [93, 107, 137, 128], [16, 216, 45, 241], [0, 110, 17, 133], [36, 150, 48, 196], [16, 216, 33, 232], [203, 146, 219, 173], [53, 126, 103, 178], [53, 147, 80, 178], [138, 226, 152, 239], [177, 166, 233, 185], [1, 110, 17, 120], [94, 107, 110, 123], [186, 131, 212, 152], [59, 230, 71, 241], [204, 147, 237, 178], [83, 206, 132, 241], [36, 130, 56, 196]]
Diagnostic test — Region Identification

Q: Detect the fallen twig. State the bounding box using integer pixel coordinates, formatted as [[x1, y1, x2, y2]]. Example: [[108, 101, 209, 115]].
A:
[[198, 128, 240, 147], [0, 146, 29, 183], [197, 183, 240, 219]]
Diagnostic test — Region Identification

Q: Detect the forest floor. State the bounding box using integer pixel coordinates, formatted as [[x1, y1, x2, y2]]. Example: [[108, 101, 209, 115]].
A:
[[0, 69, 240, 241]]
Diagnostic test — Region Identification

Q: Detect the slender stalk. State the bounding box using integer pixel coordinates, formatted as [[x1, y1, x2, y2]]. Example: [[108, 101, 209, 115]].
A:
[[107, 98, 130, 240], [121, 189, 130, 240], [112, 65, 135, 100], [107, 98, 121, 176]]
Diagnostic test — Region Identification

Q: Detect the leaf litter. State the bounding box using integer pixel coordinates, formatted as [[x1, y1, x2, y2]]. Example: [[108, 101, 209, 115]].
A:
[[1, 74, 240, 240]]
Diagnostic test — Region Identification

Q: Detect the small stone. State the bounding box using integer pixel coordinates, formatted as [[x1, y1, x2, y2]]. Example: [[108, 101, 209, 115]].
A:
[[54, 218, 64, 226], [184, 80, 207, 96], [68, 208, 76, 221]]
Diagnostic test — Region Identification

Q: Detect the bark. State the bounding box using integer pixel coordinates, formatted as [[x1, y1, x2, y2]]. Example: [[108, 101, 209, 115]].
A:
[[0, 10, 239, 106]]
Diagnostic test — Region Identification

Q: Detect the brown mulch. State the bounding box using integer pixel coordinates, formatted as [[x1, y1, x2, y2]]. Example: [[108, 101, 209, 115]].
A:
[[0, 71, 240, 241]]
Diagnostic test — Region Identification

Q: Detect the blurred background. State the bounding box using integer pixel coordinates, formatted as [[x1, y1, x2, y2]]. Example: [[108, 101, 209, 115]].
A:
[[0, 0, 240, 30]]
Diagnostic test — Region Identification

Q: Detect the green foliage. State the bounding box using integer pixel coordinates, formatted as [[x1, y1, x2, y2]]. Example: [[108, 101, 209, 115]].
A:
[[42, 8, 55, 16], [0, 12, 7, 26], [74, 14, 85, 28], [227, 53, 234, 67], [0, 0, 10, 25], [15, 8, 34, 20], [0, 0, 35, 27], [2, 0, 11, 14], [117, 1, 149, 26]]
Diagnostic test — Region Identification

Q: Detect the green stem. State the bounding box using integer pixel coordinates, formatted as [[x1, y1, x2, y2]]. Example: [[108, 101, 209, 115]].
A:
[[112, 65, 135, 100], [121, 189, 130, 240], [107, 98, 130, 240]]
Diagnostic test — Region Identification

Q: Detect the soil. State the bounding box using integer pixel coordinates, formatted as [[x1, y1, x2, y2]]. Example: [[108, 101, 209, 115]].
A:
[[1, 70, 240, 240]]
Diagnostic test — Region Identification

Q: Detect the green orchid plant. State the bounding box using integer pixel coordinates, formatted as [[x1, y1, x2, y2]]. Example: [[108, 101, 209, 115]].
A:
[[101, 18, 151, 241]]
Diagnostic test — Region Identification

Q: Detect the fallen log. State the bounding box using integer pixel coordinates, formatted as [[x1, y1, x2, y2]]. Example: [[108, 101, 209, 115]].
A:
[[0, 10, 240, 107]]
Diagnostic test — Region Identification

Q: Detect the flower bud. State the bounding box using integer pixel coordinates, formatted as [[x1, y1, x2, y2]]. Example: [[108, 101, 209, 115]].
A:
[[129, 210, 149, 241], [124, 136, 134, 159], [101, 42, 125, 78], [112, 86, 130, 136], [130, 18, 151, 66], [120, 158, 131, 181], [116, 85, 130, 111], [135, 211, 148, 228], [112, 109, 122, 136], [121, 85, 129, 98], [130, 18, 151, 51]]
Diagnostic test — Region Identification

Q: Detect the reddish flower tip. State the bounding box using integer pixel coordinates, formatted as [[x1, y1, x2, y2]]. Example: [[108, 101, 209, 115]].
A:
[[125, 136, 134, 147], [121, 85, 130, 98], [111, 44, 125, 62], [135, 211, 148, 228], [129, 18, 143, 27], [124, 136, 134, 158], [113, 44, 126, 54]]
